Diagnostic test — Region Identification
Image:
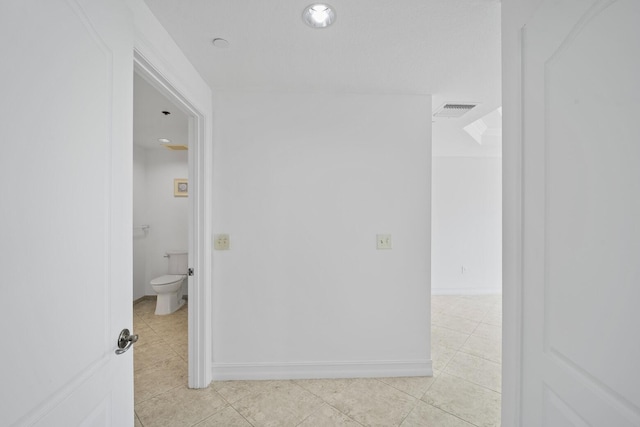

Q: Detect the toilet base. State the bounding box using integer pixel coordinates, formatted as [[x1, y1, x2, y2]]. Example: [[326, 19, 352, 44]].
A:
[[155, 293, 186, 315]]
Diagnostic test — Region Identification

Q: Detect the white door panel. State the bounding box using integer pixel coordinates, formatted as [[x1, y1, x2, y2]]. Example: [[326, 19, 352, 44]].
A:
[[521, 0, 640, 424], [0, 0, 133, 425]]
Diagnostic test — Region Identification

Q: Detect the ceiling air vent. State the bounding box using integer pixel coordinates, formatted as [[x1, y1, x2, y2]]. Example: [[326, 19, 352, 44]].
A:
[[164, 144, 188, 150], [433, 103, 478, 118]]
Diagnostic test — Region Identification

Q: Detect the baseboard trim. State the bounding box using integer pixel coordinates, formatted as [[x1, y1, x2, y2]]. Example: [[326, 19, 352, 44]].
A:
[[211, 359, 433, 381], [133, 295, 156, 305], [134, 295, 188, 305]]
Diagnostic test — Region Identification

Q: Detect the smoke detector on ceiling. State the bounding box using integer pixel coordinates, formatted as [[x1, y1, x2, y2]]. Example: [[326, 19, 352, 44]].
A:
[[433, 103, 479, 118]]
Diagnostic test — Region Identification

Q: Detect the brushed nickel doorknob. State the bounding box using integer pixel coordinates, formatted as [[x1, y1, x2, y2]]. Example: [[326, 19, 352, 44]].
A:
[[115, 328, 138, 355]]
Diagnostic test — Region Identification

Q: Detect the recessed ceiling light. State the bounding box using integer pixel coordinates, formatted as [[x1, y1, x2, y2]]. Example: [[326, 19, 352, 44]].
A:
[[212, 38, 230, 48], [302, 4, 336, 28], [158, 138, 171, 143]]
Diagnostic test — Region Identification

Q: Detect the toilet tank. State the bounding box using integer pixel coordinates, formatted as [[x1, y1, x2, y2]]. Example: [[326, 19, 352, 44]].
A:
[[166, 251, 188, 275]]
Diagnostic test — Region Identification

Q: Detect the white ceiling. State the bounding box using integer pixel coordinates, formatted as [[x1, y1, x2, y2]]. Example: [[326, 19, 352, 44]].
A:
[[133, 73, 188, 150], [140, 0, 502, 156]]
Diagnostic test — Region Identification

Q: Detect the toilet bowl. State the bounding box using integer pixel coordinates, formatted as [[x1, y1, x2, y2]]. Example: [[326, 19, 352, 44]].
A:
[[151, 274, 186, 315], [150, 251, 187, 315]]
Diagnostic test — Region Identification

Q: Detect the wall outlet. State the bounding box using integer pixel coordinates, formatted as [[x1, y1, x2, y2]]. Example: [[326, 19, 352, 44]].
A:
[[461, 265, 468, 274], [376, 234, 392, 249], [214, 234, 230, 250]]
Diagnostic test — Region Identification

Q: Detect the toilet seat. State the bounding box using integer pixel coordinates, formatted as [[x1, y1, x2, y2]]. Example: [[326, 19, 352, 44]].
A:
[[150, 274, 185, 286]]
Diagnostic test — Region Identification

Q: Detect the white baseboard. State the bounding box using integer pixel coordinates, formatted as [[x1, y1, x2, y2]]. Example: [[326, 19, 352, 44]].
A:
[[432, 288, 502, 295], [211, 359, 433, 381]]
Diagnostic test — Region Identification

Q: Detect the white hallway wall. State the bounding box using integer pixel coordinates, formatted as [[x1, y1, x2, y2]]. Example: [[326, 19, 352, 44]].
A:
[[432, 156, 502, 294], [211, 92, 432, 378], [130, 0, 498, 385], [133, 146, 188, 299]]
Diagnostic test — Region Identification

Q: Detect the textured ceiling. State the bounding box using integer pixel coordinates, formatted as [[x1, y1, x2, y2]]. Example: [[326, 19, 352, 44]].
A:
[[141, 0, 502, 156]]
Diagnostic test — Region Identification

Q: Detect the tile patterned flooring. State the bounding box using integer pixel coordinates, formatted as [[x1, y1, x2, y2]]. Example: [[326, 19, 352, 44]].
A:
[[133, 295, 501, 427]]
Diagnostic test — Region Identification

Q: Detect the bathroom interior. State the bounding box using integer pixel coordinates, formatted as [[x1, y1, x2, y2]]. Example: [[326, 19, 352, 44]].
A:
[[132, 72, 190, 376]]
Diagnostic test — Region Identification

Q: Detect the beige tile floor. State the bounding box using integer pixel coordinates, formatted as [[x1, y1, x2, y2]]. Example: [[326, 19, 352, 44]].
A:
[[133, 295, 501, 427]]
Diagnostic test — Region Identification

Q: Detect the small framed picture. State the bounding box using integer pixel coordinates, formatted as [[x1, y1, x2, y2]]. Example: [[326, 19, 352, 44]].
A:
[[174, 179, 188, 197]]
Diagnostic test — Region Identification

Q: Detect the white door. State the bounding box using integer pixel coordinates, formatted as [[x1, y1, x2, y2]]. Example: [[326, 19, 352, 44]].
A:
[[0, 1, 134, 425], [519, 0, 640, 424]]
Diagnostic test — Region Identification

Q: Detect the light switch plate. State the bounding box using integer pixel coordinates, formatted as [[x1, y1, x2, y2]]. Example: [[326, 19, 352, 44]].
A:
[[214, 234, 230, 250], [377, 234, 392, 249]]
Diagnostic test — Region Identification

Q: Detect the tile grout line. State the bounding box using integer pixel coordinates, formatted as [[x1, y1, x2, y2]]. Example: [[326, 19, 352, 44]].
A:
[[133, 303, 192, 425], [435, 334, 502, 395], [420, 402, 484, 427], [436, 369, 502, 395], [428, 300, 501, 427], [369, 377, 423, 427], [396, 397, 421, 427], [231, 403, 258, 427], [428, 296, 502, 427], [206, 386, 258, 427], [375, 376, 436, 405], [456, 346, 502, 365], [187, 396, 246, 427], [225, 387, 274, 426], [292, 400, 325, 427], [291, 379, 365, 426]]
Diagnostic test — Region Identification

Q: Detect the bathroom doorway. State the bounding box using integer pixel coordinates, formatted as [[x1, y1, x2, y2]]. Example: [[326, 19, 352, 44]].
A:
[[132, 71, 190, 405], [131, 51, 213, 391], [133, 73, 189, 304]]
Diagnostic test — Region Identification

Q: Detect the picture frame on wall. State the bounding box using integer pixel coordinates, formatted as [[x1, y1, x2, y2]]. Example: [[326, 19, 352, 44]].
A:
[[174, 178, 188, 197]]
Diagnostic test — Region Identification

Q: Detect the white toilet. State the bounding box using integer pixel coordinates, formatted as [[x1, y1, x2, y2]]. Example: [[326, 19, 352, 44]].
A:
[[150, 251, 187, 315]]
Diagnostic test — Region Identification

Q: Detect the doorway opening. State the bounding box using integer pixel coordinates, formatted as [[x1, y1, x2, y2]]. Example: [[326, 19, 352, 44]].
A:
[[132, 51, 212, 390], [132, 71, 190, 402], [430, 109, 503, 426]]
